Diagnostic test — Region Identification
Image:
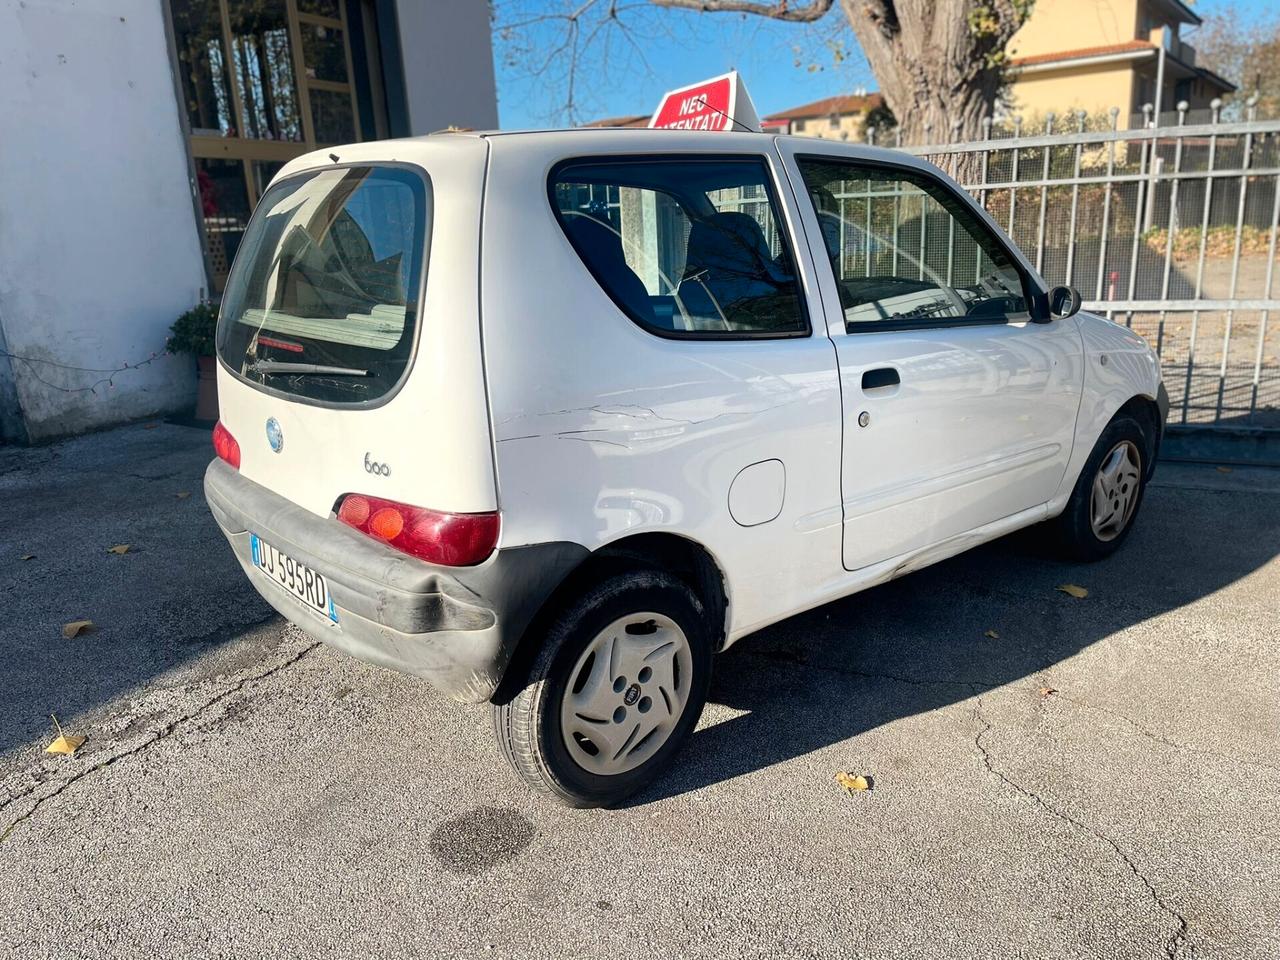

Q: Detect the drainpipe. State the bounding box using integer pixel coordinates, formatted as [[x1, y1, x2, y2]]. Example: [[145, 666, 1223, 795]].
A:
[[1153, 33, 1167, 126], [1144, 36, 1169, 232]]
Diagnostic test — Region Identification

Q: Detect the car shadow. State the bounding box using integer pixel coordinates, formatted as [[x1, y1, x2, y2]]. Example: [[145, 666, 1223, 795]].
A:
[[3, 425, 1274, 803], [633, 468, 1279, 805]]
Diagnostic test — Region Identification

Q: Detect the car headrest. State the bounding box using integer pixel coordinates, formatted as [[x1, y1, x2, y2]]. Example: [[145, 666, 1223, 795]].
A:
[[563, 214, 655, 325], [683, 211, 777, 279]]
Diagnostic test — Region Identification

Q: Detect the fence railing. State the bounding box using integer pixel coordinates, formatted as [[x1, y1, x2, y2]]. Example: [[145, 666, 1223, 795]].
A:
[[890, 99, 1280, 433]]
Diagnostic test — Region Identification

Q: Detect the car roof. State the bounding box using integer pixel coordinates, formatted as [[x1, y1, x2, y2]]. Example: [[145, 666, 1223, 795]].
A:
[[318, 125, 899, 154], [397, 126, 916, 166], [271, 127, 942, 201], [460, 126, 888, 153]]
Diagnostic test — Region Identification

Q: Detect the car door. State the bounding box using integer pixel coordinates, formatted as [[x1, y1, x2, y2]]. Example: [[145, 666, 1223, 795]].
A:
[[777, 141, 1083, 571]]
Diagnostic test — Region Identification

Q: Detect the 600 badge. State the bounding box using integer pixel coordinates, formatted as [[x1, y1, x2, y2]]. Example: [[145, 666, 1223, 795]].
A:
[[364, 453, 390, 477]]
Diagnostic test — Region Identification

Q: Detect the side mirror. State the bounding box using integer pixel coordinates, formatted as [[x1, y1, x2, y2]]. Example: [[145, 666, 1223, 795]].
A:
[[1047, 285, 1082, 320]]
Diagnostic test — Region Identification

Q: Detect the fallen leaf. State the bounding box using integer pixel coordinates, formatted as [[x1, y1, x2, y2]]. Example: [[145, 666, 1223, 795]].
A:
[[1216, 465, 1233, 473], [1056, 584, 1088, 599], [45, 733, 86, 755], [62, 620, 94, 639], [45, 715, 85, 756], [984, 629, 1000, 640], [1039, 686, 1057, 698], [836, 771, 873, 794], [175, 491, 191, 500], [20, 554, 35, 561], [106, 544, 131, 555]]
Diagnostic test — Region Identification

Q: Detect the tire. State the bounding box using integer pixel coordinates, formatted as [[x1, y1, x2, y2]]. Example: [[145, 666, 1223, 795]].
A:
[[1054, 414, 1150, 562], [493, 568, 713, 808]]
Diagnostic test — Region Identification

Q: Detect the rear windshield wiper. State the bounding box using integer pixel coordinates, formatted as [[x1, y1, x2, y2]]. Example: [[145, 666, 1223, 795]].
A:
[[250, 361, 370, 377]]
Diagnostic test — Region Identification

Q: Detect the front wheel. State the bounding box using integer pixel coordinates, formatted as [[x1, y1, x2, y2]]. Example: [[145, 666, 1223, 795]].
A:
[[493, 569, 713, 808], [1054, 414, 1150, 561]]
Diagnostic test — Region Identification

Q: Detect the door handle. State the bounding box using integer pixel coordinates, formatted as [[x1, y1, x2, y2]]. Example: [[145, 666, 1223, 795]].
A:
[[861, 367, 900, 391]]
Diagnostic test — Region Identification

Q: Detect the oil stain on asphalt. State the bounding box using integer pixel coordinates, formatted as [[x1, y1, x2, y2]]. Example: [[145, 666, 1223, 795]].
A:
[[429, 806, 536, 876]]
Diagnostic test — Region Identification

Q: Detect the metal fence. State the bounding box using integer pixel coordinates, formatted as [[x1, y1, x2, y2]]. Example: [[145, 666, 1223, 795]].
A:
[[888, 100, 1280, 434]]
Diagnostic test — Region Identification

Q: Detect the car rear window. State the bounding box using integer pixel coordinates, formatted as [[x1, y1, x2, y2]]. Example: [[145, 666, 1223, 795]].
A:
[[216, 164, 429, 405]]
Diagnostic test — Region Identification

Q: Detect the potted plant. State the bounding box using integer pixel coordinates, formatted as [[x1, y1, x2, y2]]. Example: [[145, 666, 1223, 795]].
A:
[[167, 301, 219, 422]]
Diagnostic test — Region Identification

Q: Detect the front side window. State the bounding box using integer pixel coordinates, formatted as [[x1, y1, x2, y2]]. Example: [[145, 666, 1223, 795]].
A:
[[797, 158, 1030, 331], [551, 157, 808, 338], [217, 165, 428, 405]]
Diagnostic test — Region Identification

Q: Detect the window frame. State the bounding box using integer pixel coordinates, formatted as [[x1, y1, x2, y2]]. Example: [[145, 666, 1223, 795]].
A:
[[214, 159, 433, 411], [795, 153, 1048, 335], [547, 154, 815, 342]]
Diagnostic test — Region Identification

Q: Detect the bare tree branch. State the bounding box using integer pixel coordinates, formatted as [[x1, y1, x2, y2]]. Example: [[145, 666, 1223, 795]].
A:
[[495, 0, 663, 124], [647, 0, 836, 23], [496, 0, 1031, 145]]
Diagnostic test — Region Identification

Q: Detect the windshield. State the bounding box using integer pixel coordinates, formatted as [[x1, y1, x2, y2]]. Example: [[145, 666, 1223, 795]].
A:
[[216, 165, 429, 404]]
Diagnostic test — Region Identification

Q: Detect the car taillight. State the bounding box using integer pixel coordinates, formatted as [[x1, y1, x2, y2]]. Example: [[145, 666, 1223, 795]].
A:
[[337, 494, 499, 566], [212, 421, 240, 469]]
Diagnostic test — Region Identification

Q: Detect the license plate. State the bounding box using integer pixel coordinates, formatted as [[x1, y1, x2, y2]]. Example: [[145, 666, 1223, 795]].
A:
[[250, 534, 338, 625]]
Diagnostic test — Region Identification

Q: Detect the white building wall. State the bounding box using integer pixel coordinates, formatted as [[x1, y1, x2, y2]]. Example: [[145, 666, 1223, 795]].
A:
[[0, 0, 207, 441], [394, 0, 498, 134]]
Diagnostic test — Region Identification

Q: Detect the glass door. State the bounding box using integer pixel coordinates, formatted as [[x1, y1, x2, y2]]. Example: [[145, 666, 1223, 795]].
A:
[[168, 0, 368, 290]]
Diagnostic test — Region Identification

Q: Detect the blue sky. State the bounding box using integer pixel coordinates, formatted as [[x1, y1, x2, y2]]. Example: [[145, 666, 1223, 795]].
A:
[[494, 0, 1273, 129]]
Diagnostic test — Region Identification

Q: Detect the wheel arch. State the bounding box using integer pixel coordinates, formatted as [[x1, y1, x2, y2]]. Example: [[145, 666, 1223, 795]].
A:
[[1051, 385, 1165, 517], [1113, 392, 1164, 479], [492, 531, 730, 704]]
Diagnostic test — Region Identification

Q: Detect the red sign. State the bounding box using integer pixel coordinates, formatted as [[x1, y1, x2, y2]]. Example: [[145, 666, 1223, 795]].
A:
[[650, 77, 735, 131]]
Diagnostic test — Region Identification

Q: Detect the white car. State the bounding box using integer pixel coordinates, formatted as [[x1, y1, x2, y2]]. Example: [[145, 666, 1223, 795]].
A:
[[205, 129, 1167, 807]]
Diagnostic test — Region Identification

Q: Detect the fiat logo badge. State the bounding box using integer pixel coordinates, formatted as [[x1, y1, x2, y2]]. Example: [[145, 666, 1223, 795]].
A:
[[265, 417, 284, 453]]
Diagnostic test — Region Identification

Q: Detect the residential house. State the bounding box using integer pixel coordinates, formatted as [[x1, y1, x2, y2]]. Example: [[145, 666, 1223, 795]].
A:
[[1007, 0, 1235, 126], [759, 90, 885, 140]]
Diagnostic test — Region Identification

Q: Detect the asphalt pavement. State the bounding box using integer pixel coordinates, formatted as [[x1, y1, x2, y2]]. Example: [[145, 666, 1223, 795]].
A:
[[1, 422, 1277, 959]]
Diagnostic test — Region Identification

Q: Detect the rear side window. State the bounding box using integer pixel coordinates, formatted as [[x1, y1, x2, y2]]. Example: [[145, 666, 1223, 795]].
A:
[[550, 157, 808, 338], [217, 165, 429, 405]]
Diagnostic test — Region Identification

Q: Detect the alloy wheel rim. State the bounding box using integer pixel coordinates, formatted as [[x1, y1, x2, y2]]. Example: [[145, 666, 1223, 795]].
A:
[[559, 612, 693, 776], [1090, 440, 1142, 541]]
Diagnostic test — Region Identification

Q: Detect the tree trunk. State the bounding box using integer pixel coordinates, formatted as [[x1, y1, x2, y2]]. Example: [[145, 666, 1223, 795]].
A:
[[885, 80, 992, 148], [877, 76, 991, 187], [839, 0, 1017, 148]]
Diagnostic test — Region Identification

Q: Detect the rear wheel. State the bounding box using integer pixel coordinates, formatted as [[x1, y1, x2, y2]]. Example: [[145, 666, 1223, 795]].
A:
[[1055, 414, 1149, 561], [493, 569, 712, 808]]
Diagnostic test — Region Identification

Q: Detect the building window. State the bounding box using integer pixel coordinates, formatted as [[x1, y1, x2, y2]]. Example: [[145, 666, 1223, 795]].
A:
[[225, 0, 305, 142], [171, 0, 237, 137], [167, 0, 387, 291]]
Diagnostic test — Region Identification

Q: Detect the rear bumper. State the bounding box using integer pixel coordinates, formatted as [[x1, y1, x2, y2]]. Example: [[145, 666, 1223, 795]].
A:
[[204, 459, 586, 703]]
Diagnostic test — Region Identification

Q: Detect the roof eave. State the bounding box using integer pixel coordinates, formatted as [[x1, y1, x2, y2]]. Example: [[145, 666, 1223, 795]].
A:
[[1012, 47, 1156, 74], [1149, 0, 1202, 26], [1195, 68, 1238, 94]]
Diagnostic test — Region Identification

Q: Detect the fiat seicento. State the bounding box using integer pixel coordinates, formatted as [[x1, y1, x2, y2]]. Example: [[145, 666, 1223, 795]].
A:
[[205, 128, 1167, 807]]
